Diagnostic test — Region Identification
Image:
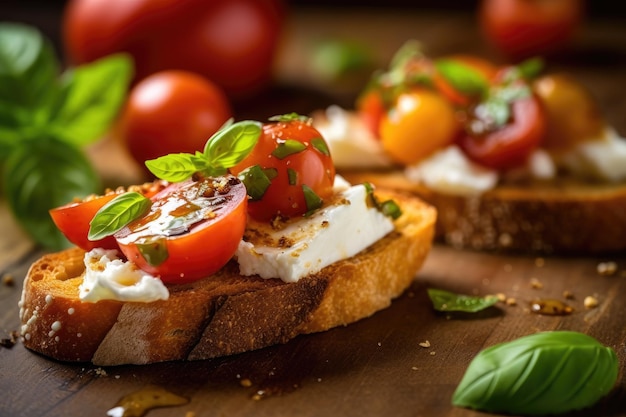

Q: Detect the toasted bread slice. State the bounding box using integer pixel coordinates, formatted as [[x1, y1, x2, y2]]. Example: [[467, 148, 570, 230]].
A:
[[342, 170, 626, 254], [19, 191, 435, 365]]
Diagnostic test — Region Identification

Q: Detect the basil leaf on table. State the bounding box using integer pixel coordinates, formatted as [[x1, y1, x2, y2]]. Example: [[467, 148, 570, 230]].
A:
[[2, 137, 100, 250], [452, 331, 619, 415], [427, 288, 498, 313]]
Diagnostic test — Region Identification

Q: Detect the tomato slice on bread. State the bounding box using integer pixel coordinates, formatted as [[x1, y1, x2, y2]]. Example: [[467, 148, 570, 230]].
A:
[[114, 176, 247, 284]]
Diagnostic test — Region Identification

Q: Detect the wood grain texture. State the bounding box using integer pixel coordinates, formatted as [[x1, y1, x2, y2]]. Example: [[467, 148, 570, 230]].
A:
[[1, 5, 626, 417]]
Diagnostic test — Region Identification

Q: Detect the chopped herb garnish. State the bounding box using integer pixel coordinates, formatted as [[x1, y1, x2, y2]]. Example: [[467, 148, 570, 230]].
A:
[[268, 113, 310, 123], [302, 185, 323, 214], [237, 165, 274, 201], [271, 139, 307, 159], [287, 168, 298, 185], [136, 237, 169, 267], [311, 137, 330, 156]]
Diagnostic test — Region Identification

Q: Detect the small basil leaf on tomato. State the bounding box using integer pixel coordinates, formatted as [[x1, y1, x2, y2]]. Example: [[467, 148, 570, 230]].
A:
[[287, 168, 298, 185], [268, 113, 309, 122], [427, 288, 498, 313], [146, 153, 199, 182], [204, 120, 262, 169], [136, 237, 169, 267], [435, 59, 489, 98], [453, 331, 619, 415], [272, 139, 307, 159], [311, 137, 330, 156], [89, 192, 152, 241], [238, 165, 274, 201], [302, 185, 323, 214]]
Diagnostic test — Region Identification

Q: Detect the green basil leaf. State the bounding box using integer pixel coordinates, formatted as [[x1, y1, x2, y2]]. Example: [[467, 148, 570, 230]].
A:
[[268, 113, 309, 123], [516, 57, 544, 80], [146, 153, 200, 182], [303, 185, 323, 214], [0, 22, 59, 111], [237, 165, 274, 201], [2, 137, 100, 250], [311, 137, 330, 156], [204, 120, 261, 169], [435, 59, 489, 98], [136, 237, 169, 267], [47, 54, 133, 147], [272, 139, 307, 159], [88, 192, 152, 241], [427, 288, 498, 312], [453, 331, 619, 415]]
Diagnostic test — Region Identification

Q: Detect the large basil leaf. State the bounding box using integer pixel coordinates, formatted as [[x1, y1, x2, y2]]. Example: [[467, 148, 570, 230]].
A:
[[0, 22, 58, 112], [47, 54, 133, 147], [3, 137, 100, 250], [452, 331, 619, 415]]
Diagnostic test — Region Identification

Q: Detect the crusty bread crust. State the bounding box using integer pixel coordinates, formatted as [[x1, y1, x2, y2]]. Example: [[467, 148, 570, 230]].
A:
[[19, 191, 435, 365], [342, 170, 626, 254]]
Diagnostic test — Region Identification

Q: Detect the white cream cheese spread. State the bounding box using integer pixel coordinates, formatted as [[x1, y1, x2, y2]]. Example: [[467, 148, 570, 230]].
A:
[[79, 248, 169, 303], [235, 179, 395, 283]]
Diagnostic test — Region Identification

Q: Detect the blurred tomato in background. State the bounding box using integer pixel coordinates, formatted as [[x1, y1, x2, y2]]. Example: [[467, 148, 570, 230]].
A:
[[63, 0, 286, 101], [479, 0, 585, 61]]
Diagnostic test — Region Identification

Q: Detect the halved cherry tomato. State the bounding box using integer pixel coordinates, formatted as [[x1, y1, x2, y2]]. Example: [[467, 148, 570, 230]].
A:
[[379, 89, 458, 165], [114, 176, 247, 284], [230, 117, 336, 222], [49, 181, 168, 251], [533, 74, 605, 155], [458, 88, 547, 170], [50, 194, 119, 251]]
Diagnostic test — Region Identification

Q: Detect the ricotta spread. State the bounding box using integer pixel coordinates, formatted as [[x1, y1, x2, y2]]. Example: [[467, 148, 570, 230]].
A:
[[79, 248, 169, 303], [235, 180, 395, 283]]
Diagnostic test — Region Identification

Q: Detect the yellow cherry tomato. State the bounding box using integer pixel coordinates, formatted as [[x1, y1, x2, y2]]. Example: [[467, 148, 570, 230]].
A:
[[379, 89, 458, 165], [533, 74, 605, 155]]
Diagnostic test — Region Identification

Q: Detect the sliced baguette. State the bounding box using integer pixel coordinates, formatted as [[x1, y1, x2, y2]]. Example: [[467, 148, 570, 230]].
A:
[[342, 170, 626, 254], [19, 191, 436, 366]]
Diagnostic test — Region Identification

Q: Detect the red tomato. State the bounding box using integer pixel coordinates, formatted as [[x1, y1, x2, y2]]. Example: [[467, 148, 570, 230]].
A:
[[479, 0, 584, 61], [50, 181, 168, 251], [62, 0, 285, 99], [458, 92, 547, 170], [356, 89, 386, 138], [230, 117, 336, 222], [115, 176, 247, 284], [119, 70, 232, 171]]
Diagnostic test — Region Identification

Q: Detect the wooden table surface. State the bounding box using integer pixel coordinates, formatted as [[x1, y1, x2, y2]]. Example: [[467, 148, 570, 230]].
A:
[[1, 6, 626, 417]]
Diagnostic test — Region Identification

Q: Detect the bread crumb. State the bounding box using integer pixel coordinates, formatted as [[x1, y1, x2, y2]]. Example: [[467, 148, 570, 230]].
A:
[[530, 278, 543, 289], [496, 293, 507, 302], [377, 342, 382, 347], [563, 290, 575, 300], [95, 367, 108, 377], [418, 340, 431, 348], [597, 262, 617, 276], [429, 351, 436, 356], [0, 330, 19, 349], [505, 297, 517, 306], [584, 296, 599, 309], [2, 274, 14, 287], [240, 378, 252, 388], [411, 366, 418, 371]]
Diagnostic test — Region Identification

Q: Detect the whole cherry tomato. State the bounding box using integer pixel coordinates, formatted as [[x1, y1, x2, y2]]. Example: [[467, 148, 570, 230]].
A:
[[119, 70, 232, 171], [458, 78, 547, 170], [115, 176, 248, 284], [63, 0, 285, 98], [479, 0, 584, 61], [49, 180, 168, 251], [230, 115, 336, 222], [379, 89, 458, 166], [533, 73, 605, 155]]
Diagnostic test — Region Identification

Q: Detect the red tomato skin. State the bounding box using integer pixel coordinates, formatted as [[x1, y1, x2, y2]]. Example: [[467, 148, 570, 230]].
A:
[[119, 70, 232, 168], [480, 0, 584, 61], [115, 178, 248, 284], [50, 194, 119, 251], [230, 121, 336, 222], [63, 0, 285, 98], [459, 95, 547, 170]]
